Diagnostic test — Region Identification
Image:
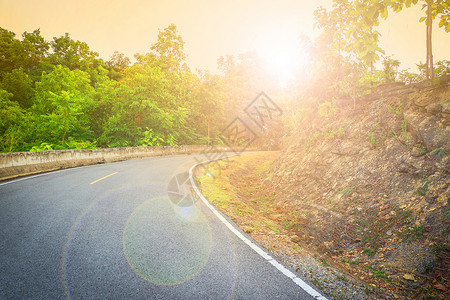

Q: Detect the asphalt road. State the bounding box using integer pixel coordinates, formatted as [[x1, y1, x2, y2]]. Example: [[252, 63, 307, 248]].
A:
[[0, 154, 325, 299]]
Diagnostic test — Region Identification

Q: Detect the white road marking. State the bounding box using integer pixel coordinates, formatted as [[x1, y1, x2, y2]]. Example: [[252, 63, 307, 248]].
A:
[[189, 163, 328, 300], [0, 168, 80, 187]]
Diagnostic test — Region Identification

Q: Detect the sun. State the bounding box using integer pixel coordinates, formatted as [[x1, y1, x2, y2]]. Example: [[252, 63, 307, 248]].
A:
[[256, 32, 308, 88]]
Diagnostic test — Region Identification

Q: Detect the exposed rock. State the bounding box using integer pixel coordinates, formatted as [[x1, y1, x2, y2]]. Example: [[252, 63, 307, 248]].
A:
[[267, 76, 450, 297], [403, 274, 415, 281]]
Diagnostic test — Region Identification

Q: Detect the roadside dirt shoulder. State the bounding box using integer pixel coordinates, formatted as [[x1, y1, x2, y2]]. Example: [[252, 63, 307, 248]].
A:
[[195, 152, 388, 300]]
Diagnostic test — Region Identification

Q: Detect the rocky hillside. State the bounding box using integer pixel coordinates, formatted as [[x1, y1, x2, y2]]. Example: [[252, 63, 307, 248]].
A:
[[269, 76, 450, 298]]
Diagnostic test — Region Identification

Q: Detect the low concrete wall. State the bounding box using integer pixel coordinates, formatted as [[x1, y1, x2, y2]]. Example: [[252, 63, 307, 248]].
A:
[[0, 145, 248, 181]]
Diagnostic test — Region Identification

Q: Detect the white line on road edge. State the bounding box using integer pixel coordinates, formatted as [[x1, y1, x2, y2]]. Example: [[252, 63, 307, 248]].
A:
[[0, 167, 79, 187], [189, 163, 328, 300]]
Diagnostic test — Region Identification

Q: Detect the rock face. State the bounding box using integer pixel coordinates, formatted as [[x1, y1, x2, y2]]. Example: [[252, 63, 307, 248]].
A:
[[269, 76, 449, 292]]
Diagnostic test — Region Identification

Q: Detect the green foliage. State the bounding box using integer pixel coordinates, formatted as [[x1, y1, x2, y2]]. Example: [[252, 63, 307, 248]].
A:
[[340, 187, 354, 196], [388, 101, 403, 117], [348, 258, 362, 265], [364, 247, 375, 256], [0, 89, 24, 136], [0, 24, 280, 152], [140, 128, 175, 147], [63, 137, 97, 149], [358, 70, 384, 93], [48, 33, 101, 70], [397, 70, 423, 84], [382, 56, 400, 82], [1, 10, 446, 156], [0, 28, 26, 77], [432, 60, 450, 77], [21, 29, 50, 71], [30, 65, 95, 147], [265, 221, 280, 234], [373, 268, 392, 283], [306, 125, 346, 147], [106, 51, 131, 80], [318, 101, 337, 120], [367, 132, 378, 147], [99, 64, 190, 147], [430, 148, 448, 158], [401, 118, 409, 146], [30, 143, 53, 152], [416, 178, 429, 196], [0, 68, 34, 108], [409, 225, 425, 240]]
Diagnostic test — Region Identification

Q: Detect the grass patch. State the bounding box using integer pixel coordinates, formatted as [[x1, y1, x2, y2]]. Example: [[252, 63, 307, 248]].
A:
[[195, 152, 288, 241], [430, 148, 447, 159], [364, 247, 375, 256], [321, 259, 330, 267], [265, 221, 281, 233], [416, 179, 428, 196], [340, 187, 354, 196], [348, 258, 362, 265], [410, 225, 425, 240]]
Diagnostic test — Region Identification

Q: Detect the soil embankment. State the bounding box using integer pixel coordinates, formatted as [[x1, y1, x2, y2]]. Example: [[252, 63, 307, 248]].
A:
[[197, 77, 450, 299]]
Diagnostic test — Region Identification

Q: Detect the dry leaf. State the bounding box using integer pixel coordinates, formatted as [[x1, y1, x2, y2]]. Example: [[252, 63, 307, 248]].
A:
[[403, 274, 415, 281], [433, 283, 446, 291]]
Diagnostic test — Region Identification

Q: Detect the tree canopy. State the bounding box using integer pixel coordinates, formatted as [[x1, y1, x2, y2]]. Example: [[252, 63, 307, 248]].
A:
[[0, 10, 448, 152]]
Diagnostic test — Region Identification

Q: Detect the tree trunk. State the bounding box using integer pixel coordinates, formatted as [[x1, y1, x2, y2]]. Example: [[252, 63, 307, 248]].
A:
[[207, 118, 210, 145], [426, 1, 434, 79]]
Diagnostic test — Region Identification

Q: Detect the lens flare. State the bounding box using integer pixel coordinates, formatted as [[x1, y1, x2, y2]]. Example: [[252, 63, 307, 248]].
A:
[[123, 197, 212, 286]]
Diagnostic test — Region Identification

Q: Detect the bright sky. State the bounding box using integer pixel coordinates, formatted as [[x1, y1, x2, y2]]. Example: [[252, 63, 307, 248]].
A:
[[1, 0, 449, 81]]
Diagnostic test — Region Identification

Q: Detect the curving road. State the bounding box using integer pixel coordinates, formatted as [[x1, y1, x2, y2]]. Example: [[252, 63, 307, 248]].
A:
[[0, 154, 325, 299]]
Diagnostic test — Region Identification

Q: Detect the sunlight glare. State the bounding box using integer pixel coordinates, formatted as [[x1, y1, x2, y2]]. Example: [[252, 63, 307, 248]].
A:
[[256, 31, 308, 88]]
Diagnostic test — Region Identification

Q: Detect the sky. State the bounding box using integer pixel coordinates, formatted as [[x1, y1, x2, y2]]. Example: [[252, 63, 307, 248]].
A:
[[1, 0, 449, 78]]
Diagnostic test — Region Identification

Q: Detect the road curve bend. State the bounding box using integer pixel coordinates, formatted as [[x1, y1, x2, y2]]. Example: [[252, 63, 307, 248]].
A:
[[0, 154, 327, 299]]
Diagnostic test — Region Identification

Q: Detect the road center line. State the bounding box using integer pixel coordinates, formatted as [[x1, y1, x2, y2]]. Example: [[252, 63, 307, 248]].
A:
[[89, 172, 118, 185]]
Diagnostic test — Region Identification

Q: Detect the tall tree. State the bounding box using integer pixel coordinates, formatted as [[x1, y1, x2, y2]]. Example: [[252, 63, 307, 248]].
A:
[[0, 68, 34, 108], [49, 33, 101, 70], [21, 29, 50, 71], [370, 0, 449, 79], [30, 65, 95, 147], [151, 24, 186, 71], [382, 56, 400, 82], [419, 0, 449, 79], [106, 51, 131, 80], [0, 89, 26, 152], [0, 28, 25, 78]]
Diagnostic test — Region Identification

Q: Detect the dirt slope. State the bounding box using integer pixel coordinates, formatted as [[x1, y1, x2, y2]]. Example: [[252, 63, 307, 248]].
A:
[[268, 76, 450, 298]]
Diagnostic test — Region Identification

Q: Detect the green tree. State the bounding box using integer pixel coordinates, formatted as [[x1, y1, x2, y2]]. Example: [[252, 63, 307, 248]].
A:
[[42, 91, 83, 145], [21, 29, 50, 71], [190, 71, 226, 144], [100, 65, 188, 147], [0, 28, 25, 79], [106, 51, 131, 80], [0, 68, 34, 108], [368, 0, 449, 79], [419, 0, 449, 79], [382, 56, 400, 82], [135, 24, 189, 71], [49, 33, 101, 70], [0, 89, 24, 135], [314, 1, 385, 73], [0, 89, 26, 152], [151, 23, 186, 71], [312, 0, 386, 97], [30, 65, 95, 147]]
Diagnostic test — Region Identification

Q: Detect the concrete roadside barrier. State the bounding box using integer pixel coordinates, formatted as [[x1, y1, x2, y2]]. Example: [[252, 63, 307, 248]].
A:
[[0, 145, 250, 181]]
